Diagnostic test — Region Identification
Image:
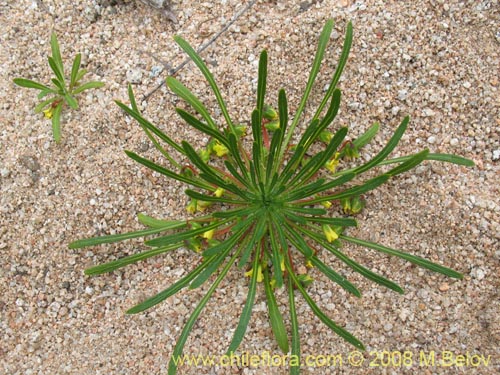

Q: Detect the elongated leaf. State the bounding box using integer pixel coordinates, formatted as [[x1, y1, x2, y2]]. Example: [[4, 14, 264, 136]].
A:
[[174, 35, 234, 133], [70, 53, 81, 88], [341, 235, 463, 279], [48, 56, 65, 86], [137, 213, 186, 229], [185, 189, 244, 205], [52, 102, 63, 143], [386, 149, 428, 177], [116, 102, 184, 154], [256, 50, 268, 126], [352, 122, 379, 150], [311, 256, 361, 297], [166, 76, 218, 130], [127, 257, 212, 314], [145, 219, 229, 248], [313, 21, 353, 120], [85, 243, 183, 275], [72, 81, 104, 94], [127, 84, 139, 112], [227, 250, 260, 354], [263, 267, 289, 353], [50, 32, 64, 79], [269, 225, 283, 288], [351, 116, 409, 175], [176, 108, 230, 148], [74, 68, 88, 83], [307, 174, 389, 204], [13, 78, 52, 91], [378, 153, 475, 168], [167, 248, 241, 375], [302, 216, 357, 227], [69, 225, 180, 249], [34, 97, 58, 113], [288, 277, 300, 375], [299, 226, 404, 293], [286, 262, 365, 350], [64, 94, 78, 109], [125, 150, 211, 190], [281, 19, 334, 154]]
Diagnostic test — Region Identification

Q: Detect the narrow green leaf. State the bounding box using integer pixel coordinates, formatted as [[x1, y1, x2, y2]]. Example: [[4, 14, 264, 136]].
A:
[[48, 56, 65, 86], [377, 153, 475, 168], [127, 257, 212, 314], [227, 250, 260, 354], [288, 276, 300, 375], [52, 102, 63, 143], [174, 35, 234, 133], [137, 213, 186, 229], [85, 243, 183, 275], [302, 217, 357, 227], [311, 256, 361, 297], [116, 101, 185, 154], [64, 94, 78, 109], [307, 174, 389, 204], [70, 53, 81, 88], [286, 262, 365, 350], [352, 122, 379, 150], [351, 116, 409, 175], [69, 225, 179, 249], [263, 267, 289, 353], [13, 78, 52, 91], [167, 248, 241, 375], [386, 149, 429, 177], [74, 68, 88, 83], [341, 235, 463, 279], [145, 220, 229, 248], [166, 76, 218, 130], [185, 189, 244, 205], [299, 226, 404, 293], [34, 97, 58, 113], [269, 225, 283, 288], [127, 84, 139, 112], [281, 19, 334, 154], [256, 50, 268, 124], [313, 21, 353, 120], [176, 108, 230, 148], [50, 32, 64, 79], [72, 81, 104, 95], [125, 150, 212, 190]]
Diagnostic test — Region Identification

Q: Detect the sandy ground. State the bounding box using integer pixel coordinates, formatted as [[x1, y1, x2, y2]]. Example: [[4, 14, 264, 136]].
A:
[[1, 0, 499, 374]]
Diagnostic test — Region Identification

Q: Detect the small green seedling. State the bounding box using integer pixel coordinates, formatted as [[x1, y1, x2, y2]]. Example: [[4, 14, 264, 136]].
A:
[[13, 32, 104, 142]]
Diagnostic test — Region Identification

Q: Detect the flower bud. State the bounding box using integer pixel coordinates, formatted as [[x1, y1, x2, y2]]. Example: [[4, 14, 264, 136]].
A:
[[322, 224, 339, 243], [263, 104, 278, 121], [213, 142, 229, 157]]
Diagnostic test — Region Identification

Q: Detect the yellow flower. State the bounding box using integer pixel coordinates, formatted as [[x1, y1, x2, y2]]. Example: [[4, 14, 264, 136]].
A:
[[43, 107, 54, 119], [322, 224, 338, 243], [325, 152, 341, 173], [321, 200, 332, 209], [214, 187, 225, 197], [186, 199, 197, 214], [244, 265, 263, 282], [202, 229, 214, 240], [305, 259, 313, 268], [213, 142, 228, 157]]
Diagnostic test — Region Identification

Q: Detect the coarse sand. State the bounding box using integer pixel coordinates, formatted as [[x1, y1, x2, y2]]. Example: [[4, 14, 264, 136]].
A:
[[1, 1, 499, 374]]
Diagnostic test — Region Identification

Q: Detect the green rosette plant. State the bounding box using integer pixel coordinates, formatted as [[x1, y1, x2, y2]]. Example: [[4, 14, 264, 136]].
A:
[[70, 20, 473, 374], [13, 32, 104, 142]]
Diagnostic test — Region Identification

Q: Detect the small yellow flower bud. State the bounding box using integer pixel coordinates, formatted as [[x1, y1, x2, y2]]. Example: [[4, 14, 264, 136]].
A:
[[325, 158, 339, 173], [322, 224, 338, 243], [43, 107, 54, 119], [202, 229, 214, 240], [214, 187, 225, 197], [186, 199, 197, 214], [321, 200, 332, 209], [213, 142, 229, 157], [244, 265, 263, 282]]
